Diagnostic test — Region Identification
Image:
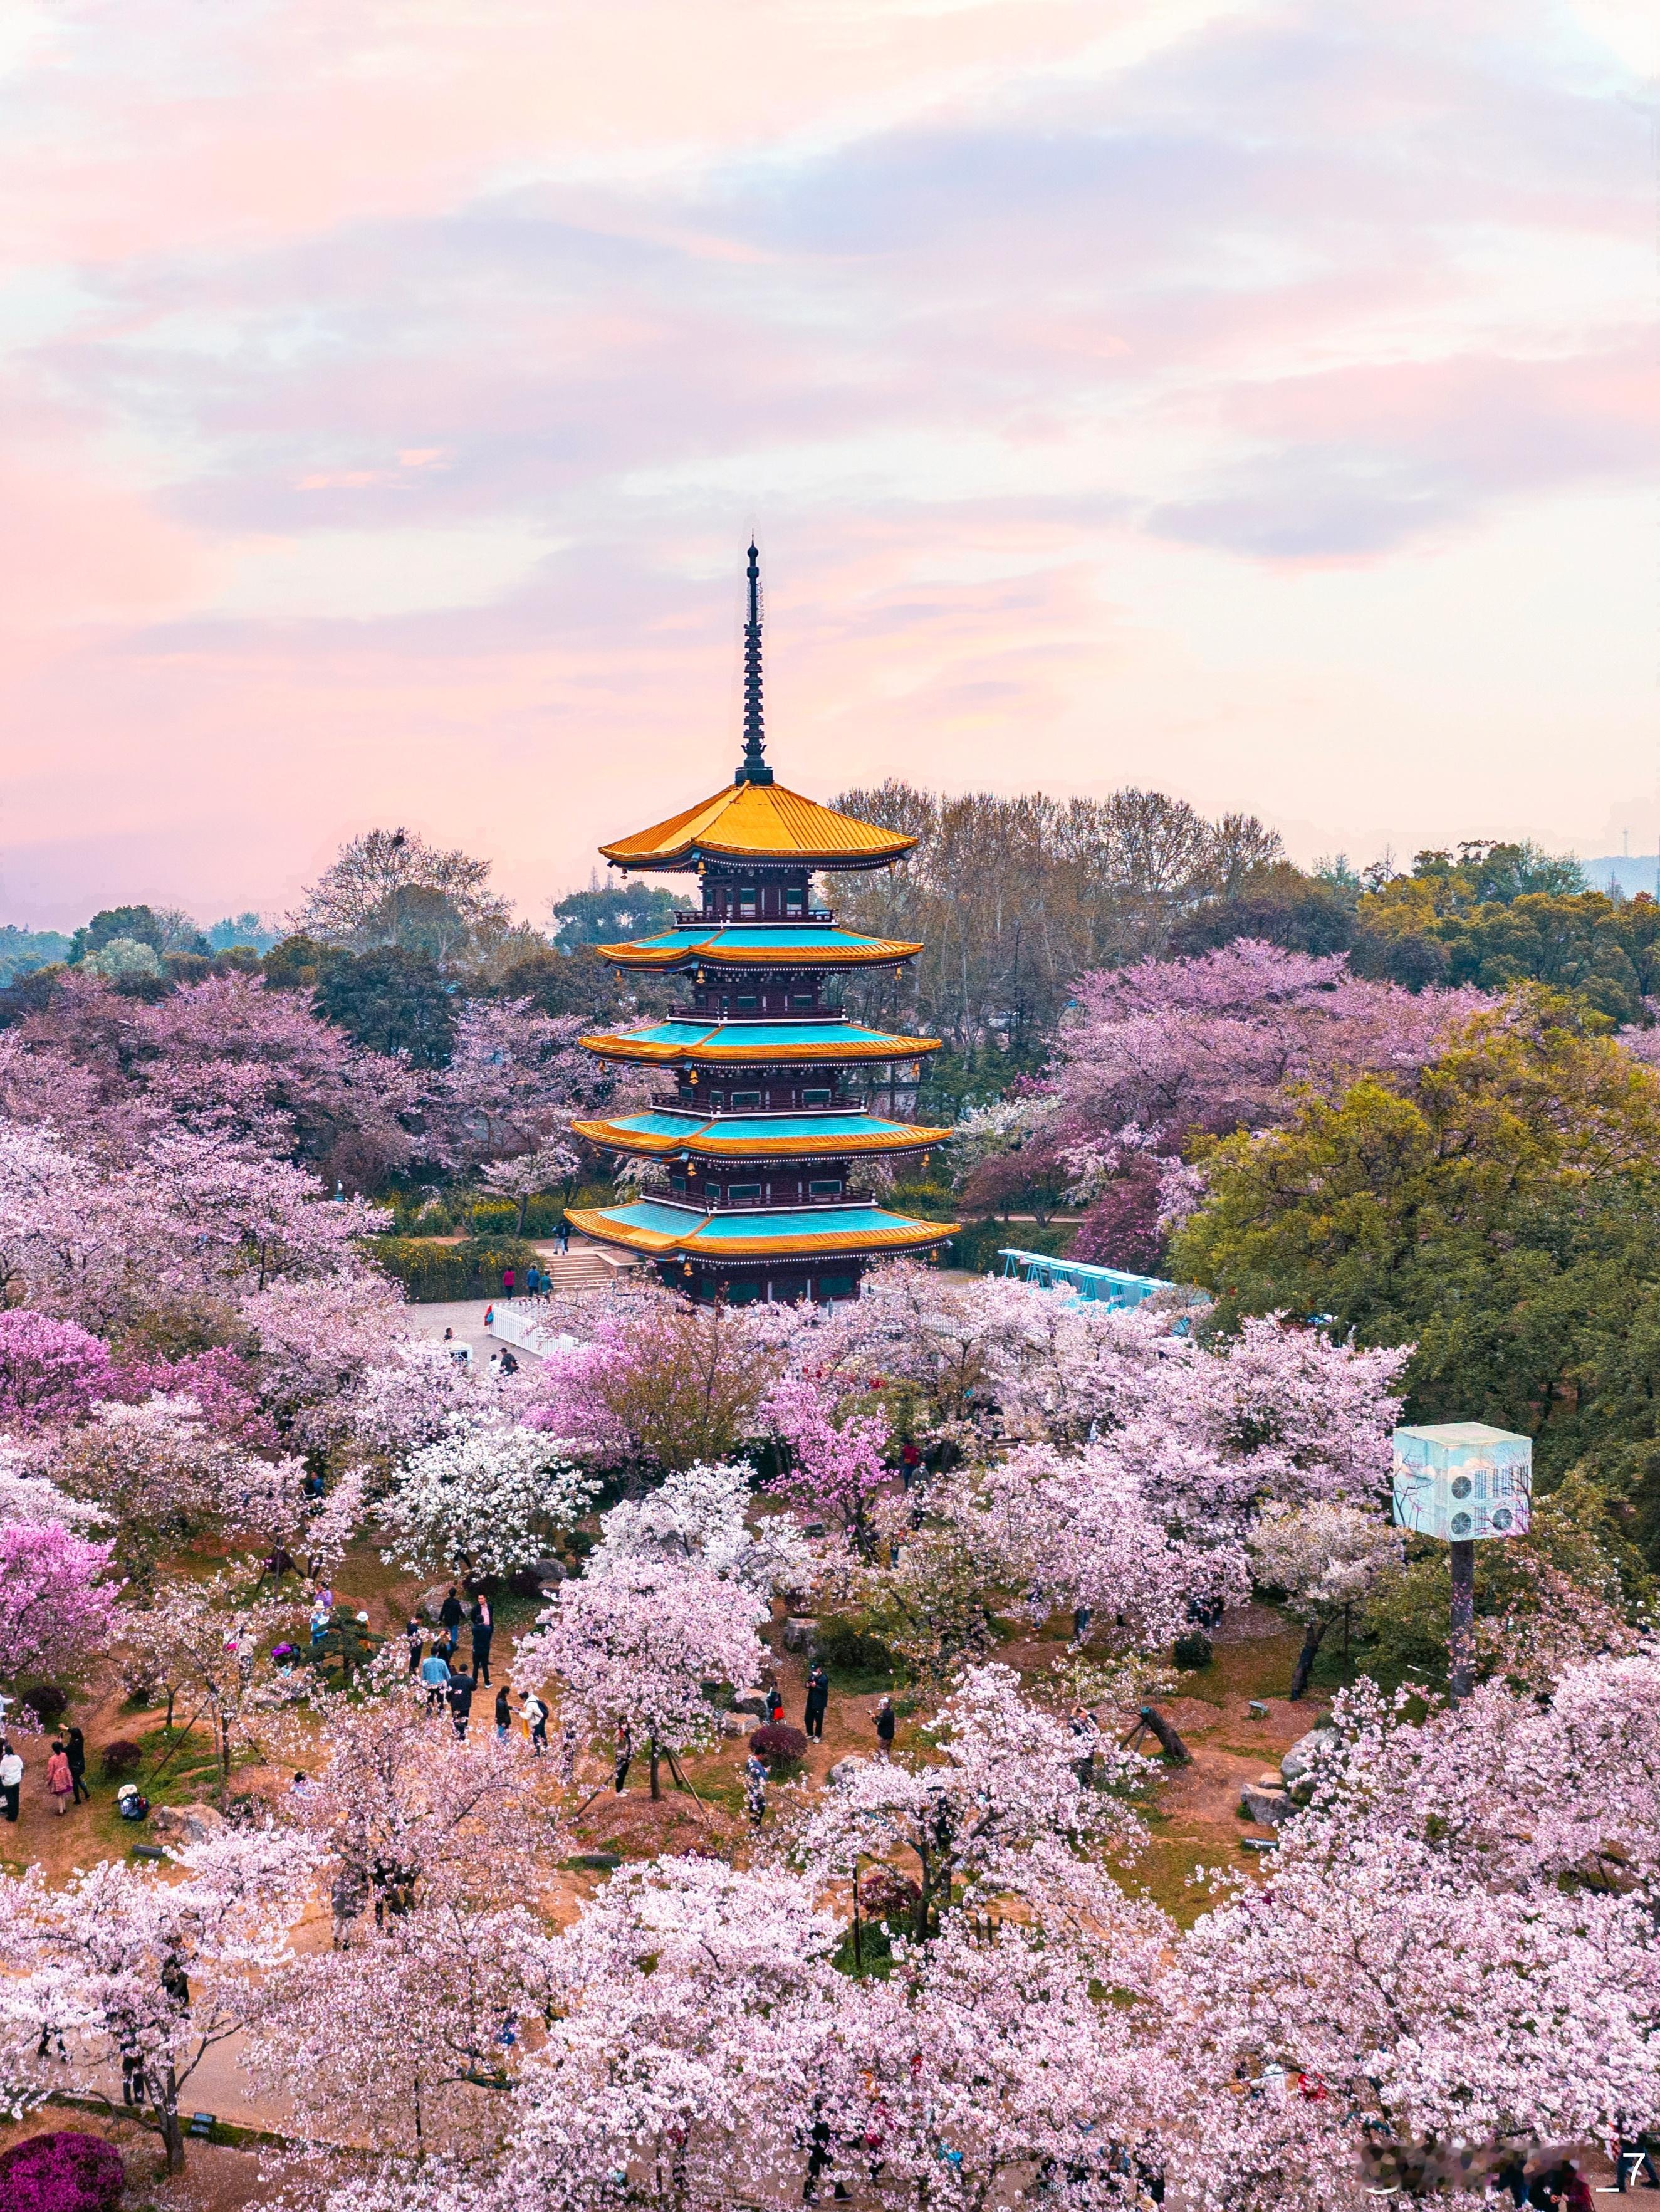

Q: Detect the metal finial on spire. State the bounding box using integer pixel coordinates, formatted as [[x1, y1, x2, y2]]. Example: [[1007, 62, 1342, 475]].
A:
[[734, 539, 773, 786]]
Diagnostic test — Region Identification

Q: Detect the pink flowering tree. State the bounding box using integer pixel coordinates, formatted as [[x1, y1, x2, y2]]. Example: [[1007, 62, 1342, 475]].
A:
[[249, 1690, 570, 2159], [760, 1370, 890, 1557], [0, 1830, 316, 2174], [799, 1663, 1149, 1939], [0, 1519, 120, 1690], [423, 998, 602, 1175], [0, 1309, 115, 1430], [517, 1556, 768, 1799], [119, 1573, 306, 1786], [1043, 941, 1481, 1263], [817, 1906, 1171, 2212], [501, 1855, 839, 2212], [1248, 1499, 1404, 1698]]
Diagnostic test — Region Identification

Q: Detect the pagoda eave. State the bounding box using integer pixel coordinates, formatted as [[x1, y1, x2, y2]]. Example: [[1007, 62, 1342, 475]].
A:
[[571, 1114, 949, 1160], [566, 1203, 958, 1262], [579, 1032, 941, 1066], [597, 933, 922, 972]]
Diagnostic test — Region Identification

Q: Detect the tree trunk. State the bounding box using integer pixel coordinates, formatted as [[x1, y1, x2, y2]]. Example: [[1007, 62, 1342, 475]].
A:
[[1137, 1705, 1190, 1764], [155, 2077, 185, 2175], [649, 1736, 662, 1801], [1289, 1617, 1329, 1702], [1448, 1539, 1476, 1706], [515, 1195, 528, 1234]]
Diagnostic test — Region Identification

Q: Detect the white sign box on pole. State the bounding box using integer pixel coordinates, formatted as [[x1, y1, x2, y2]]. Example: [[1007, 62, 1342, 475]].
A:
[[1391, 1422, 1532, 1544]]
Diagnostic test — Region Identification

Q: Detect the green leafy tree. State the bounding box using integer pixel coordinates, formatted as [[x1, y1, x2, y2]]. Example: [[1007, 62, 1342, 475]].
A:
[[315, 947, 456, 1067], [550, 879, 678, 948], [1172, 989, 1660, 1560]]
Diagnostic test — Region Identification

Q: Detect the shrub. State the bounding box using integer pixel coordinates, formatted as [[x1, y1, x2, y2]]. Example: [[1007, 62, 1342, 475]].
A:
[[946, 1217, 1074, 1276], [22, 1685, 69, 1728], [0, 2131, 125, 2212], [368, 1235, 542, 1303], [748, 1722, 808, 1769], [100, 1739, 142, 1781], [811, 1615, 895, 1682], [1173, 1630, 1214, 1670], [857, 1864, 922, 1921]]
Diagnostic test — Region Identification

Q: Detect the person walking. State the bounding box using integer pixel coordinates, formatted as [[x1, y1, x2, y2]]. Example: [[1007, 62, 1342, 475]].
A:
[[556, 1713, 576, 1783], [420, 1645, 451, 1712], [439, 1585, 466, 1645], [469, 1593, 494, 1685], [873, 1697, 895, 1759], [501, 1264, 516, 1297], [521, 1690, 549, 1758], [494, 1685, 512, 1743], [803, 1664, 829, 1741], [64, 1726, 88, 1805], [404, 1618, 424, 1677], [525, 1264, 541, 1299], [612, 1719, 632, 1793], [447, 1668, 475, 1741], [45, 1741, 73, 1817], [555, 1215, 570, 1255], [0, 1741, 21, 1821], [744, 1752, 767, 1827], [766, 1682, 785, 1725]]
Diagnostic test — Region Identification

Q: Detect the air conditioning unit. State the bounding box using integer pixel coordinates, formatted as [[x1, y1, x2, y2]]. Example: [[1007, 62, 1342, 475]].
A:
[[1391, 1422, 1532, 1543]]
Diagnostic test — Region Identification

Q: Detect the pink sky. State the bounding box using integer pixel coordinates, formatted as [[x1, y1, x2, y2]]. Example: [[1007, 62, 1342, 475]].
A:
[[1, 0, 1653, 931]]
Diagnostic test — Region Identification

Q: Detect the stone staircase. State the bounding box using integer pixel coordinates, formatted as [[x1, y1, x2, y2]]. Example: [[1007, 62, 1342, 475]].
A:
[[531, 1240, 638, 1294]]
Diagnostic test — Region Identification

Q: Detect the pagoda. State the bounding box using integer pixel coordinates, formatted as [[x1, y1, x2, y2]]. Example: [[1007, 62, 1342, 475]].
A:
[[566, 544, 959, 1306]]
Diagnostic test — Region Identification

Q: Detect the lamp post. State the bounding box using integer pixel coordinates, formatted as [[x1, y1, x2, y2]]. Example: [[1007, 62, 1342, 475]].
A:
[[1391, 1422, 1532, 1704]]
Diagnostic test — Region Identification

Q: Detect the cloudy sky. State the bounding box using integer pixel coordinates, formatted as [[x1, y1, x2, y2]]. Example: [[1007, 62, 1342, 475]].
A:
[[1, 0, 1652, 930]]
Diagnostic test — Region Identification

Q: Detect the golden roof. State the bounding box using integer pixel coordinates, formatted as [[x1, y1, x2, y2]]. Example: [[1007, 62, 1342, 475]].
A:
[[600, 780, 915, 873]]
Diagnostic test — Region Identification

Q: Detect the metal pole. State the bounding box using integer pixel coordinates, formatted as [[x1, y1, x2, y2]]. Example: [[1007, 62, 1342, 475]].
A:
[[1448, 1538, 1475, 1705]]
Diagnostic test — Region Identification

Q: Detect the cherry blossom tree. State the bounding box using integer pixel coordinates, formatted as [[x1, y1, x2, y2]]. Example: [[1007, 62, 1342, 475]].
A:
[[528, 1290, 779, 1471], [817, 1908, 1171, 2212], [500, 1855, 838, 2212], [50, 1393, 308, 1595], [240, 1273, 409, 1455], [1045, 941, 1481, 1258], [798, 1663, 1147, 1939], [0, 1309, 115, 1430], [252, 1691, 571, 2162], [517, 1558, 767, 1798], [760, 1370, 891, 1556], [588, 1459, 813, 1598], [1248, 1499, 1404, 1698], [0, 1519, 119, 1688], [0, 1830, 316, 2174], [380, 1415, 597, 1579], [424, 999, 601, 1174], [119, 1573, 303, 1785], [479, 1139, 582, 1231], [959, 1441, 1245, 1650]]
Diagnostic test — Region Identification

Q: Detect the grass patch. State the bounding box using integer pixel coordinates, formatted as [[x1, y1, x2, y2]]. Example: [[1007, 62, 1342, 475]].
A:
[[1125, 1834, 1233, 1929], [1172, 1619, 1305, 1709]]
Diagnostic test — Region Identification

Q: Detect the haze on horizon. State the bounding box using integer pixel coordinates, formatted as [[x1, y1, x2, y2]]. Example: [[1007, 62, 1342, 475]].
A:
[[1, 0, 1653, 935]]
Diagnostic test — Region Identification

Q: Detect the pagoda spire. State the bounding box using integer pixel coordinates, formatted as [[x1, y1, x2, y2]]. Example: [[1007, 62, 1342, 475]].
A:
[[734, 540, 773, 786]]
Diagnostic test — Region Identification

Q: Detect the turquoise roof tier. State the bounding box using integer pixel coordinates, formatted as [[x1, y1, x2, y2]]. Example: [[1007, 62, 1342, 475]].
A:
[[578, 1015, 941, 1065], [568, 1108, 951, 1159], [565, 1197, 958, 1261], [598, 924, 921, 972]]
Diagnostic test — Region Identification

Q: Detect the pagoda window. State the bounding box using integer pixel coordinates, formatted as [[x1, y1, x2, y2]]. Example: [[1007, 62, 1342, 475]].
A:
[[785, 887, 805, 915], [726, 1281, 762, 1306], [727, 1183, 763, 1207], [731, 1089, 762, 1109], [791, 992, 815, 1009], [817, 1274, 857, 1303], [808, 1178, 842, 1199], [669, 1172, 687, 1195], [801, 1086, 832, 1106], [739, 886, 757, 914], [736, 993, 758, 1010]]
